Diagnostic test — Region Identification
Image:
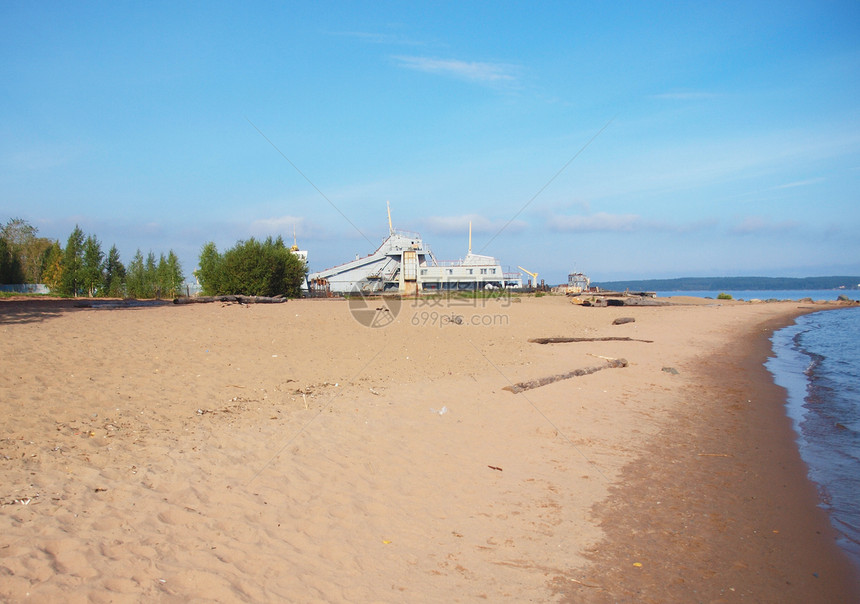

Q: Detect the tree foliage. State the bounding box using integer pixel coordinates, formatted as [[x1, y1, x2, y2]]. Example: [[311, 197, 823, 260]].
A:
[[158, 251, 184, 298], [125, 250, 149, 298], [0, 217, 53, 284], [82, 235, 104, 296], [125, 248, 184, 298], [0, 237, 23, 284], [59, 225, 85, 296], [196, 242, 223, 296], [196, 237, 306, 297], [103, 245, 126, 298], [0, 218, 189, 298], [41, 241, 63, 291]]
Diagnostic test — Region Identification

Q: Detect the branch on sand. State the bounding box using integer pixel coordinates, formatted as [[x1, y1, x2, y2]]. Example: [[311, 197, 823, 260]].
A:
[[174, 295, 287, 305], [503, 358, 628, 394], [529, 337, 653, 344]]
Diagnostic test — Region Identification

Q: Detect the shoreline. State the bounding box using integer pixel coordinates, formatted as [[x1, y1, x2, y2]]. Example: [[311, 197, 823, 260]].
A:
[[569, 308, 860, 602]]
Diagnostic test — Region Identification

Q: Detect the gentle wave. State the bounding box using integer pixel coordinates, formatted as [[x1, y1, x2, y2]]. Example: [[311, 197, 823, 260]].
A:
[[767, 307, 860, 571]]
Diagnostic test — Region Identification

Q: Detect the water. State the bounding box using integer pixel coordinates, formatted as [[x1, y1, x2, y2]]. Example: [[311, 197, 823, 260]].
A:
[[658, 289, 858, 301], [767, 307, 860, 570]]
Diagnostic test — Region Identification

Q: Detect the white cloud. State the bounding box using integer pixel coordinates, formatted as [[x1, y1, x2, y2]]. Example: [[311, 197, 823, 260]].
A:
[[772, 177, 825, 190], [2, 145, 78, 172], [421, 213, 528, 236], [248, 215, 305, 238], [393, 55, 517, 83], [546, 212, 719, 234], [730, 216, 800, 234], [549, 212, 642, 233]]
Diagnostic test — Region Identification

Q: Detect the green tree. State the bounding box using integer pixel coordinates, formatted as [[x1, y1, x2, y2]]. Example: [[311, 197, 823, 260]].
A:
[[103, 245, 126, 298], [145, 252, 158, 298], [126, 250, 147, 298], [82, 235, 104, 297], [41, 241, 63, 292], [196, 242, 223, 296], [0, 237, 23, 284], [0, 218, 33, 284], [60, 226, 85, 297], [156, 253, 169, 298], [0, 218, 35, 247], [214, 236, 306, 297], [0, 218, 54, 283], [157, 250, 183, 298], [125, 249, 173, 298]]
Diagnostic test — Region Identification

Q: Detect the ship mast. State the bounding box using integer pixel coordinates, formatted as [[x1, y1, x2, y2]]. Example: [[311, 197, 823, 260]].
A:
[[468, 221, 472, 255]]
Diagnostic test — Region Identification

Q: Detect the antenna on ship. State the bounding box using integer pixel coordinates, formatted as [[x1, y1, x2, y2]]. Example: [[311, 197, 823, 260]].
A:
[[468, 221, 472, 255]]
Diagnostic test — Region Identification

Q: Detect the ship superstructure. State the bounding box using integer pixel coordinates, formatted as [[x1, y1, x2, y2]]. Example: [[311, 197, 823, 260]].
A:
[[291, 228, 309, 292], [308, 205, 522, 294], [566, 271, 591, 294]]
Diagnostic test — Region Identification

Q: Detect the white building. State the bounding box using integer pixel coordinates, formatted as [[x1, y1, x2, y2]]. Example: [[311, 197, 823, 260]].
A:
[[308, 210, 521, 295]]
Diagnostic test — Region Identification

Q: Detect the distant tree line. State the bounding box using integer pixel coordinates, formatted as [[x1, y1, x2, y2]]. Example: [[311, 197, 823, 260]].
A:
[[593, 276, 860, 291], [0, 218, 53, 285], [195, 236, 307, 298], [0, 218, 183, 298], [3, 217, 308, 299]]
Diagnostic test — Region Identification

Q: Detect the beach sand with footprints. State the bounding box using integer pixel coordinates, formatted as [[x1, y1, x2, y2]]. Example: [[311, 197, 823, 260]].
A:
[[1, 295, 858, 602]]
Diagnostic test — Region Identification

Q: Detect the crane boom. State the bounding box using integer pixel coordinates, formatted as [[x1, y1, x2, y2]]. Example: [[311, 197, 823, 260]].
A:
[[517, 266, 540, 288], [517, 266, 538, 279]]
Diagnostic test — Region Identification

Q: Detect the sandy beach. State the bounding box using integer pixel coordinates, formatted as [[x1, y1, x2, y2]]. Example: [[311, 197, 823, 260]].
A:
[[1, 295, 858, 602]]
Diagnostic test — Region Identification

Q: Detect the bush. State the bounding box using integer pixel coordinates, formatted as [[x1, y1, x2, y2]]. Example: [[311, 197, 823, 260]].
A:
[[197, 236, 306, 297], [717, 292, 733, 300]]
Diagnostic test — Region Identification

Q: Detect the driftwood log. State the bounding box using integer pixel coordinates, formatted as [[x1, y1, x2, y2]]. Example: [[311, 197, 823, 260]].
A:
[[528, 336, 653, 344], [503, 358, 628, 393], [580, 297, 668, 307], [173, 295, 287, 305]]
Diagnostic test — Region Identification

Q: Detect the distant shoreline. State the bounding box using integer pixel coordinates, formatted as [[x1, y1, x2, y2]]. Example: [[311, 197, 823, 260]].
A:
[[594, 275, 860, 292]]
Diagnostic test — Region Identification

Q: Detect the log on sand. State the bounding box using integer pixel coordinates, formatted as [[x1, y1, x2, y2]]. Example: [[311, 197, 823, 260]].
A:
[[174, 295, 287, 305], [529, 336, 653, 344], [503, 358, 628, 393]]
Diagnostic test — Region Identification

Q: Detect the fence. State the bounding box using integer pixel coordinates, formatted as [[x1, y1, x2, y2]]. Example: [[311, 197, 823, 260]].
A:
[[0, 284, 50, 294]]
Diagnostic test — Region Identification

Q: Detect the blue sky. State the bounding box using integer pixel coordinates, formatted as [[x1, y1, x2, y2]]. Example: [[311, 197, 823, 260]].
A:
[[2, 1, 858, 283]]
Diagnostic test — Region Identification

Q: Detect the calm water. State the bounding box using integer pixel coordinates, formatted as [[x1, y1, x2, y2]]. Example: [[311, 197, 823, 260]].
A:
[[658, 289, 859, 301], [767, 307, 860, 570]]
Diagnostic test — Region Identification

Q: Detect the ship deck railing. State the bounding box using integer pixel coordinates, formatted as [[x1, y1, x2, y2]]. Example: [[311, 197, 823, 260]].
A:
[[392, 229, 422, 239], [433, 259, 505, 267]]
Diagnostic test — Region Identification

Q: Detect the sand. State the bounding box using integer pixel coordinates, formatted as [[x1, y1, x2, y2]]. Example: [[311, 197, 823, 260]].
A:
[[1, 295, 858, 602]]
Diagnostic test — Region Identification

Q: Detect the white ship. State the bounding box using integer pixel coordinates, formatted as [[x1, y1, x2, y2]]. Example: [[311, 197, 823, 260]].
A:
[[308, 205, 522, 295]]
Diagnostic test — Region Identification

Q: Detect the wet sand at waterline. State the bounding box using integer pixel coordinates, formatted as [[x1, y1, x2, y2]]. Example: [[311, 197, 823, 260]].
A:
[[1, 295, 858, 602]]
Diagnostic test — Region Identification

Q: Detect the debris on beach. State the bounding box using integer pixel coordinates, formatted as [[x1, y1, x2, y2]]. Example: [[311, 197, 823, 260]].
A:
[[574, 295, 667, 307], [173, 295, 287, 305], [503, 358, 628, 394], [529, 336, 652, 344]]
